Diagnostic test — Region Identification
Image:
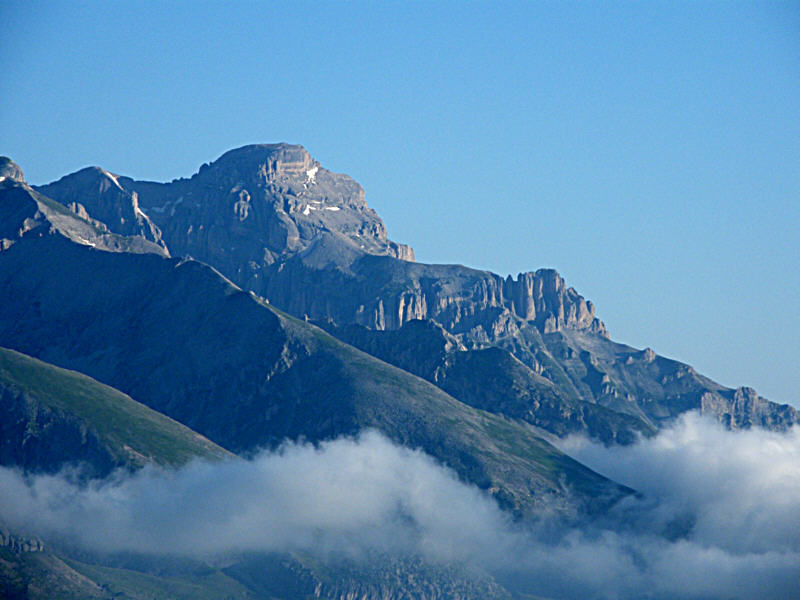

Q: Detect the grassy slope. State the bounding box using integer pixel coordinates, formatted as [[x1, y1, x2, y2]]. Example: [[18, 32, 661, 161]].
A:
[[0, 347, 231, 468]]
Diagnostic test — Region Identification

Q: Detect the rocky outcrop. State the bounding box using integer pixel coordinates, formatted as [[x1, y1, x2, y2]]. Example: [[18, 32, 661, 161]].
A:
[[701, 386, 800, 431], [504, 270, 606, 335], [0, 157, 25, 183], [35, 144, 605, 342], [37, 167, 165, 248], [0, 525, 44, 554]]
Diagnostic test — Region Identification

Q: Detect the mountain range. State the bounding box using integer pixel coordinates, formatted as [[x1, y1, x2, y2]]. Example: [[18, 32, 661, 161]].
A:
[[0, 147, 796, 599]]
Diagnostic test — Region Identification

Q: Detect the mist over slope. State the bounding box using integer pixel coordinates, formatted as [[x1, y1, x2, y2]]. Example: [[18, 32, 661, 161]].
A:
[[1, 415, 798, 600]]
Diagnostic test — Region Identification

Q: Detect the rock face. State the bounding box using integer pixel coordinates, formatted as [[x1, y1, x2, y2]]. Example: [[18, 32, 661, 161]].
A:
[[37, 167, 165, 248], [36, 144, 603, 342], [0, 157, 25, 182], [29, 145, 800, 434], [258, 255, 607, 340]]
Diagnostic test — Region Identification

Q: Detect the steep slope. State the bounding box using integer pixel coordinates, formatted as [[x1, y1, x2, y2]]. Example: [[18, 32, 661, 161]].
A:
[[34, 144, 798, 434], [0, 174, 166, 257], [37, 167, 165, 248], [320, 319, 654, 444], [0, 224, 629, 518], [0, 347, 231, 476]]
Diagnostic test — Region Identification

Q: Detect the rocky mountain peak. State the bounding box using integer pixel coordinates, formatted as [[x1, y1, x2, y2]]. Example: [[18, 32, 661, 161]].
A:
[[36, 167, 165, 249], [199, 143, 316, 184], [0, 157, 24, 183]]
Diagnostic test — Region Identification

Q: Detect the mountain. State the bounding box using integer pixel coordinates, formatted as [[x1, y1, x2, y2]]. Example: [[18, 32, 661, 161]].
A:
[[0, 163, 166, 257], [33, 145, 799, 436], [0, 174, 628, 519], [0, 170, 630, 598], [2, 147, 798, 599]]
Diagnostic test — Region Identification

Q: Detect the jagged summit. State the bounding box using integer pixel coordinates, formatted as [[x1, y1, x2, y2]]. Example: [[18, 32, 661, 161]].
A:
[[0, 178, 166, 256], [197, 143, 317, 183], [0, 157, 24, 182], [37, 143, 416, 284], [36, 166, 166, 248]]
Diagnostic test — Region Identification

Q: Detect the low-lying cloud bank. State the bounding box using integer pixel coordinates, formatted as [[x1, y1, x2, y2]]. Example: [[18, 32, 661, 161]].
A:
[[1, 413, 798, 599]]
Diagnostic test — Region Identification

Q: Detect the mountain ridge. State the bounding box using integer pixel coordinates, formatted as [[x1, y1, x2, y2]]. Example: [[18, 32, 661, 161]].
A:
[[0, 216, 630, 518], [29, 144, 798, 432]]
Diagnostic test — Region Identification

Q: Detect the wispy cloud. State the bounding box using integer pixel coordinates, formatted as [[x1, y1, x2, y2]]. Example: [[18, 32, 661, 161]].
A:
[[1, 414, 798, 599]]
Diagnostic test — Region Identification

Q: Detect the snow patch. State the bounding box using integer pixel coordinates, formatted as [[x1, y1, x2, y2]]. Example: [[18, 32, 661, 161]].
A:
[[0, 176, 6, 183], [101, 169, 123, 191], [75, 236, 97, 248], [324, 206, 340, 211], [305, 166, 319, 185], [302, 205, 311, 216]]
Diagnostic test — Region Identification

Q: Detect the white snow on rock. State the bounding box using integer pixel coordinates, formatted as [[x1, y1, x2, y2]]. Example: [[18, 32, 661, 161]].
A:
[[303, 205, 311, 216], [305, 166, 319, 185], [324, 206, 340, 211], [101, 169, 123, 191]]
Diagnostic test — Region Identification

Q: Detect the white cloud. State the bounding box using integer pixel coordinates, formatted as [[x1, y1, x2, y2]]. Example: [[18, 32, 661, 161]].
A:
[[1, 415, 798, 599]]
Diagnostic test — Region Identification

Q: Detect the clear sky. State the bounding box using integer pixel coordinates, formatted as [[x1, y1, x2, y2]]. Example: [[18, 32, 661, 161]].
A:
[[1, 1, 798, 407]]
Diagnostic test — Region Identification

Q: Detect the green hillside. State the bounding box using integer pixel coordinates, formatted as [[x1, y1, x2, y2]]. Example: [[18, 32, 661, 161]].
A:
[[0, 347, 232, 473]]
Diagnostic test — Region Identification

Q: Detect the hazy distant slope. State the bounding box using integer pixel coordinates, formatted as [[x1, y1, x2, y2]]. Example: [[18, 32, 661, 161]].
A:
[[0, 347, 231, 475]]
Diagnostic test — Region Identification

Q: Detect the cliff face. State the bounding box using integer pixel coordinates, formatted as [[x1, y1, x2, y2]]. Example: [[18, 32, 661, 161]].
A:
[[30, 145, 799, 434], [35, 144, 602, 343], [37, 167, 165, 249], [257, 252, 606, 342]]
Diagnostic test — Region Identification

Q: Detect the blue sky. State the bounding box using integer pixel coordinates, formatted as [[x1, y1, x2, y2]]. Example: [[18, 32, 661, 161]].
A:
[[1, 1, 798, 406]]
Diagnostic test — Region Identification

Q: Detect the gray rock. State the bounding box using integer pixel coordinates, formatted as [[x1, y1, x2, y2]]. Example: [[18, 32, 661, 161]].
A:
[[32, 145, 799, 434], [0, 156, 25, 182], [37, 167, 165, 249]]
